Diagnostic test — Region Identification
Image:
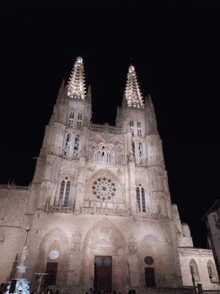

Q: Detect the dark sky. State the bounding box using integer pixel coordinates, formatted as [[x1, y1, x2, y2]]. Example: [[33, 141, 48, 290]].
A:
[[1, 1, 220, 248]]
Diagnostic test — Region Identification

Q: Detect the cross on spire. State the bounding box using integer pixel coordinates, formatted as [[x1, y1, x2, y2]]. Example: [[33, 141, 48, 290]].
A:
[[67, 56, 86, 99], [125, 65, 144, 108]]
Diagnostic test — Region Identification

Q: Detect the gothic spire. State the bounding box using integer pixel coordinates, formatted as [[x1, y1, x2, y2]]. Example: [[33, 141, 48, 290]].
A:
[[67, 56, 86, 99], [125, 65, 144, 108]]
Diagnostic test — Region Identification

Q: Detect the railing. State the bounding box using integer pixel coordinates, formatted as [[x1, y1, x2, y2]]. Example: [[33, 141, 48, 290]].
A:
[[90, 123, 123, 134], [0, 184, 29, 191], [81, 206, 130, 216], [49, 205, 73, 213], [179, 248, 213, 255]]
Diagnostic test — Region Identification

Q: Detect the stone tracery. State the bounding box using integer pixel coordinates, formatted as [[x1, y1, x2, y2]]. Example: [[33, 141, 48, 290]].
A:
[[92, 177, 116, 202]]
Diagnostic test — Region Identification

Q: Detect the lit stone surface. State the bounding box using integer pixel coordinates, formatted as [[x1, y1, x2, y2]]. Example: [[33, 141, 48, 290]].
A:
[[0, 56, 219, 292]]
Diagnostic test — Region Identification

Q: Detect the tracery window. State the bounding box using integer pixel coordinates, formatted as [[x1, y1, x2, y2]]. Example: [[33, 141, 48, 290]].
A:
[[73, 135, 79, 157], [58, 179, 71, 207], [92, 177, 116, 202], [64, 134, 71, 156], [137, 121, 141, 128], [136, 185, 146, 212]]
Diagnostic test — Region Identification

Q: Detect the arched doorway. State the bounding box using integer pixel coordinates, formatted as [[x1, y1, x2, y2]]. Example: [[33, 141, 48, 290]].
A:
[[81, 218, 129, 293], [34, 228, 69, 287]]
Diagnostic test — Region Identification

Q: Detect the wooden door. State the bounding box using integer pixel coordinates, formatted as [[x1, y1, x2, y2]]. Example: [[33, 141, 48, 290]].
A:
[[45, 262, 58, 285], [145, 267, 155, 287], [94, 256, 112, 294]]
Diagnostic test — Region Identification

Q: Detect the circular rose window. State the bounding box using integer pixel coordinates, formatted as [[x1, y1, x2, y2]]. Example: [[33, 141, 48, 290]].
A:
[[92, 177, 116, 202], [144, 256, 154, 265], [49, 250, 59, 260]]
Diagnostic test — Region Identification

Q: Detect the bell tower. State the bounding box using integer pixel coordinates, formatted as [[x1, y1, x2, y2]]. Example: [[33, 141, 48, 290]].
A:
[[30, 57, 92, 211]]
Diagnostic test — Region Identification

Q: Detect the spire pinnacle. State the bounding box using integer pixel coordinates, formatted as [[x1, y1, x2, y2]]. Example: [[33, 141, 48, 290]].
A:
[[125, 65, 144, 108], [67, 56, 86, 99]]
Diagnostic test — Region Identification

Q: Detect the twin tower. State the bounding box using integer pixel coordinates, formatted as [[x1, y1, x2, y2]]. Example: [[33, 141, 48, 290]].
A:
[[1, 56, 198, 293]]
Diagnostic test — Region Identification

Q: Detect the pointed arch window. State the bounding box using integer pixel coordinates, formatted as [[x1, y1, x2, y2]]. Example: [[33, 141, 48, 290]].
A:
[[58, 179, 71, 207], [77, 112, 82, 129], [189, 259, 200, 282], [138, 142, 143, 158], [64, 134, 71, 156], [73, 135, 79, 157], [136, 187, 141, 212], [137, 121, 142, 137], [98, 151, 101, 162], [207, 260, 217, 281], [107, 152, 111, 163], [132, 142, 135, 159], [136, 185, 146, 212], [130, 120, 134, 135], [68, 111, 74, 128], [141, 187, 146, 212], [101, 146, 105, 162]]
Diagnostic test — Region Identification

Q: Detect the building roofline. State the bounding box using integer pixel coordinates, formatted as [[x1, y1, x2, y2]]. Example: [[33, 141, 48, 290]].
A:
[[201, 199, 220, 221]]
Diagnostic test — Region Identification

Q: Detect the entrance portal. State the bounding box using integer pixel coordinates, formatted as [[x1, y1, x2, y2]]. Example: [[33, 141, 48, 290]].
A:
[[145, 267, 155, 287], [94, 256, 112, 294], [45, 262, 58, 285]]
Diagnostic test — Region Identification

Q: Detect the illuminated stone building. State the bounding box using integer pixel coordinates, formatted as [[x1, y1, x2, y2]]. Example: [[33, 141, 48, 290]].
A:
[[0, 57, 219, 293]]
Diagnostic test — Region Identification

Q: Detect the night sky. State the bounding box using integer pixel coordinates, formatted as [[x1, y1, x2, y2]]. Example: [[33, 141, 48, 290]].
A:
[[1, 2, 220, 249]]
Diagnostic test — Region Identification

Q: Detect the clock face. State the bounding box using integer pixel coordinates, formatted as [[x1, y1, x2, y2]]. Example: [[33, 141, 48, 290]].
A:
[[49, 250, 59, 260]]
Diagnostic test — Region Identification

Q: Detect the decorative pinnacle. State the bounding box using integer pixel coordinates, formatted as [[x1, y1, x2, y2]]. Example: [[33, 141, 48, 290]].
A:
[[67, 56, 86, 99], [125, 65, 144, 108]]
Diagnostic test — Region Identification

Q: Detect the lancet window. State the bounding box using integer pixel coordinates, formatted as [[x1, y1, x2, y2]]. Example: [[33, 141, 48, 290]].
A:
[[136, 185, 146, 212], [189, 259, 200, 282], [73, 135, 79, 157], [91, 144, 116, 164], [137, 121, 142, 136], [132, 142, 135, 158], [138, 143, 143, 158], [77, 112, 82, 129], [107, 152, 111, 163], [69, 111, 74, 128], [207, 260, 216, 280], [64, 134, 71, 156], [130, 120, 134, 135], [58, 178, 71, 207]]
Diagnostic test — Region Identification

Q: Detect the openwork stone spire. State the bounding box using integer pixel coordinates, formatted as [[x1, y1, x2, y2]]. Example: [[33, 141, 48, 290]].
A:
[[67, 57, 86, 99], [125, 65, 144, 108]]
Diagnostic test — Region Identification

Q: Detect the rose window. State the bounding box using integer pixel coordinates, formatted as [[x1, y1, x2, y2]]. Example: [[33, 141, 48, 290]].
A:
[[92, 177, 116, 202]]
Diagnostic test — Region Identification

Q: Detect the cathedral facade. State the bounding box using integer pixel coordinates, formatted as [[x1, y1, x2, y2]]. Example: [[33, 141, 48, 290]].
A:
[[0, 57, 219, 293]]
